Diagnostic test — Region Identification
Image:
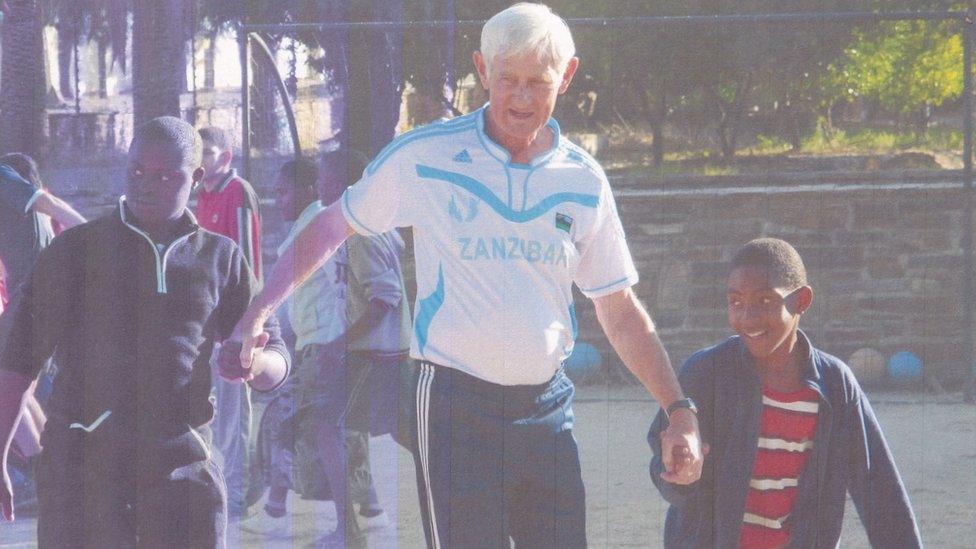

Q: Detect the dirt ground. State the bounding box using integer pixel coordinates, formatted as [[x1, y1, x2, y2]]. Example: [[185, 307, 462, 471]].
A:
[[1, 387, 973, 548]]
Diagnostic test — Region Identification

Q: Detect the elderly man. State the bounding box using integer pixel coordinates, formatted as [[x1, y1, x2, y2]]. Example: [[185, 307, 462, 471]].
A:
[[0, 117, 288, 548], [235, 4, 703, 547]]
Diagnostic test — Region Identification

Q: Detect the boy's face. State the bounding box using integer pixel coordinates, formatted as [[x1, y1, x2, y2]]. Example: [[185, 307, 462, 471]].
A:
[[125, 140, 203, 229], [726, 266, 812, 365], [274, 172, 313, 223], [201, 138, 232, 179]]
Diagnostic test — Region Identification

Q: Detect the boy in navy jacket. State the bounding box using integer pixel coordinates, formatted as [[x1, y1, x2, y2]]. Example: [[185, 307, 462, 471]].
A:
[[649, 238, 921, 548]]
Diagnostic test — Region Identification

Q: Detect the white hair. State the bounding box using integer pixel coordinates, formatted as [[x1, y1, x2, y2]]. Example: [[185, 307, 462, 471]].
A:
[[480, 3, 575, 76]]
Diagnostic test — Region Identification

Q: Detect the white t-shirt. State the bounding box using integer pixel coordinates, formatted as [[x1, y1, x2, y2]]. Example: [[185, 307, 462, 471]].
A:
[[281, 201, 348, 351], [341, 106, 638, 385]]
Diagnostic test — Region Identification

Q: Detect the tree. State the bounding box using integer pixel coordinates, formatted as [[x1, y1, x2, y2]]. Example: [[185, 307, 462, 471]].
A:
[[132, 0, 186, 127], [301, 0, 404, 156], [558, 1, 700, 166], [1, 0, 46, 159], [47, 1, 131, 101], [404, 0, 457, 109], [690, 0, 871, 159], [837, 19, 963, 134], [199, 1, 322, 151]]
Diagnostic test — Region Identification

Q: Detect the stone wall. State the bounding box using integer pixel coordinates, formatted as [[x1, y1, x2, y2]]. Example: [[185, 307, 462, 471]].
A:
[[582, 177, 970, 387], [45, 165, 972, 387]]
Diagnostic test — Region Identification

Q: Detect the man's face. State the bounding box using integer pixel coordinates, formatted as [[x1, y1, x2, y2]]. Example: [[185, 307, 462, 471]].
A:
[[201, 138, 231, 179], [125, 140, 202, 228], [474, 50, 578, 144], [726, 266, 808, 364], [275, 172, 311, 223]]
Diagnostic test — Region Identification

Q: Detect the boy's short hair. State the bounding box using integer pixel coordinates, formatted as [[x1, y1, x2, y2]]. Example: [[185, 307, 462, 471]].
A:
[[278, 157, 319, 195], [132, 116, 202, 167], [0, 153, 43, 189], [198, 126, 231, 152], [321, 146, 369, 191], [730, 238, 808, 291]]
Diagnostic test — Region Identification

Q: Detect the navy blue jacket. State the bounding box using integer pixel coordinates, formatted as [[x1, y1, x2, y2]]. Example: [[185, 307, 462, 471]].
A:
[[648, 332, 922, 548]]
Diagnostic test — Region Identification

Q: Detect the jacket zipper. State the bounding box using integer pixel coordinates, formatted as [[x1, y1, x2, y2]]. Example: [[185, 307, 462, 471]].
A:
[[119, 198, 197, 294], [123, 224, 194, 294]]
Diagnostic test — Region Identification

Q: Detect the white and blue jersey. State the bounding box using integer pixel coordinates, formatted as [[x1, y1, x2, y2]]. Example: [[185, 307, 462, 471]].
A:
[[341, 106, 638, 385]]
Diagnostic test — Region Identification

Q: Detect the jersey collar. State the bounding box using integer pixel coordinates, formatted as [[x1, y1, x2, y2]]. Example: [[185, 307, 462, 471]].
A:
[[117, 195, 199, 241], [207, 169, 237, 194], [475, 104, 561, 169]]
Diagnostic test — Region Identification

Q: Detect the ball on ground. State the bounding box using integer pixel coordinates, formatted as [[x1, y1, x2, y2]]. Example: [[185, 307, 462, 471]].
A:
[[848, 348, 886, 383], [887, 351, 923, 383]]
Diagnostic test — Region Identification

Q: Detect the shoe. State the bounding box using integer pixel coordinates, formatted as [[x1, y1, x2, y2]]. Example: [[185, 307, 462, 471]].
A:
[[358, 508, 389, 531], [226, 500, 254, 522], [264, 497, 287, 518], [238, 510, 293, 538], [312, 528, 366, 548]]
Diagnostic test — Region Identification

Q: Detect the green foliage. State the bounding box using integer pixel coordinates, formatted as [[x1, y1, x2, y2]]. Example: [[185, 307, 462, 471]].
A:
[[801, 124, 962, 154], [838, 20, 964, 114], [753, 134, 791, 153]]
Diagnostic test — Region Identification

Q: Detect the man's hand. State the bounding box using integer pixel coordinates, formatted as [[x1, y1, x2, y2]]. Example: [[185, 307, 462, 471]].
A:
[[233, 309, 271, 374], [1, 462, 14, 521], [219, 332, 269, 383], [659, 409, 708, 485]]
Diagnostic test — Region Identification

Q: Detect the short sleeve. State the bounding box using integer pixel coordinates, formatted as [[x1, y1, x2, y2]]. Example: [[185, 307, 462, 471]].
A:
[[340, 143, 418, 235], [347, 233, 404, 308], [573, 179, 639, 299], [0, 164, 41, 214]]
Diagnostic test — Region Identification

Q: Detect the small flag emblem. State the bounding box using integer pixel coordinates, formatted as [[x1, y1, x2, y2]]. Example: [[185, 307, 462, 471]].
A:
[[556, 212, 573, 233]]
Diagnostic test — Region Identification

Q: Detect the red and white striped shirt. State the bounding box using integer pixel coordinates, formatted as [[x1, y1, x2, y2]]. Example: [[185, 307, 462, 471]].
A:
[[740, 386, 820, 548]]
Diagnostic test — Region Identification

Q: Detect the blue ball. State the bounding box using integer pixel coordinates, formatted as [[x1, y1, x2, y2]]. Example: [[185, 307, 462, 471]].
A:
[[887, 351, 923, 382], [565, 342, 603, 384]]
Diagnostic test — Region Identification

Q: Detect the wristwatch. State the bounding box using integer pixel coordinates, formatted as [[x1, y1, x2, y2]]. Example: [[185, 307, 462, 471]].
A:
[[666, 398, 698, 419]]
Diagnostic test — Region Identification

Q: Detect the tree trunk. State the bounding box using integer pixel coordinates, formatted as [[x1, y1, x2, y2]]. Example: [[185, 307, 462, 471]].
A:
[[1, 0, 46, 159], [644, 88, 667, 167], [367, 0, 404, 153], [250, 37, 281, 152], [712, 76, 752, 161], [785, 100, 802, 152], [132, 0, 185, 127], [718, 111, 733, 159], [914, 104, 929, 137], [332, 0, 404, 157], [98, 39, 109, 99], [56, 23, 75, 100], [204, 28, 218, 90], [416, 0, 455, 106]]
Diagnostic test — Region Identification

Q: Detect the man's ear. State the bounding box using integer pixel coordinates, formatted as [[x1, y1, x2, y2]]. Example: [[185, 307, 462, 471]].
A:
[[192, 166, 205, 186], [473, 50, 490, 90], [219, 150, 233, 169], [558, 57, 580, 95], [790, 286, 814, 315]]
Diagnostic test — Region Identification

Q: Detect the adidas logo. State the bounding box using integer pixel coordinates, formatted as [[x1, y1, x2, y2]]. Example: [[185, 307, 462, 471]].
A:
[[453, 149, 473, 163]]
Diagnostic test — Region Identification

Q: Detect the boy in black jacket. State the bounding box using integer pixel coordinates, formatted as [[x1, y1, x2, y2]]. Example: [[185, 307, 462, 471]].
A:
[[0, 117, 289, 548]]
